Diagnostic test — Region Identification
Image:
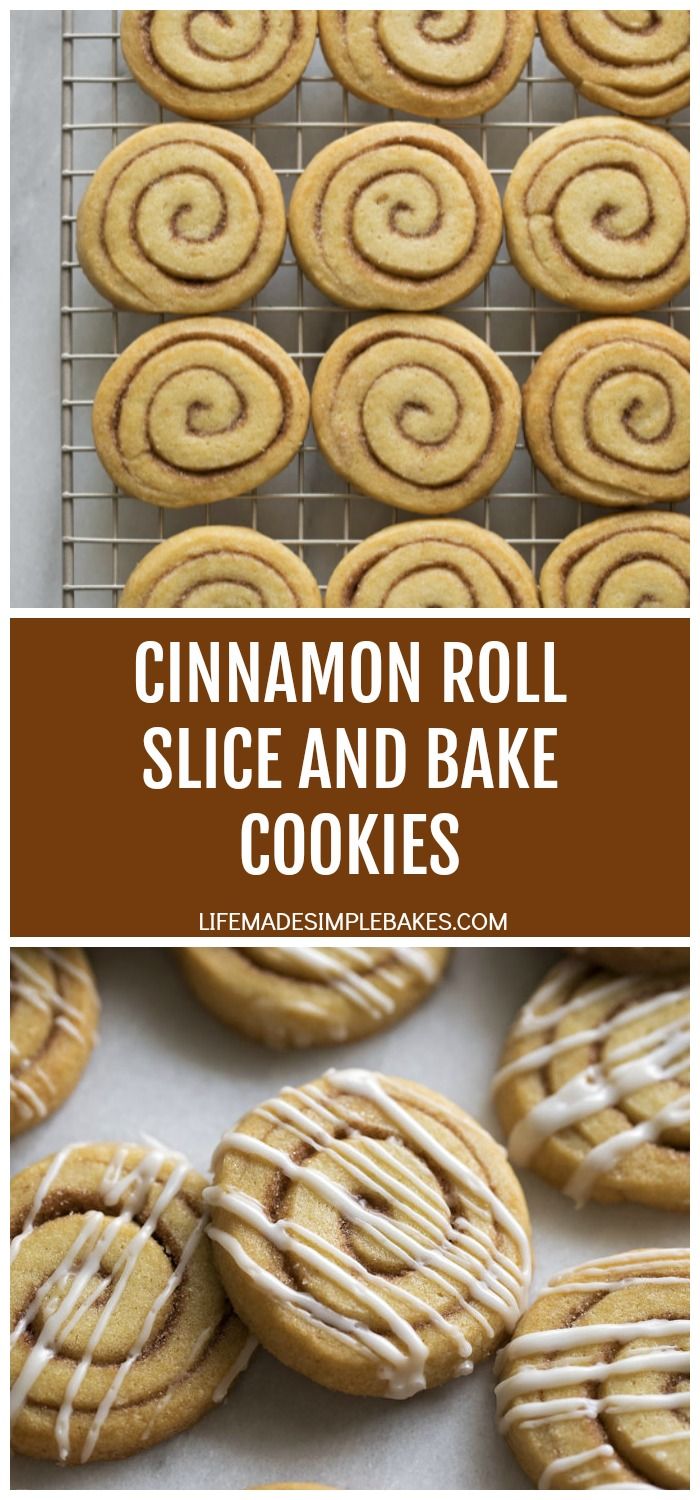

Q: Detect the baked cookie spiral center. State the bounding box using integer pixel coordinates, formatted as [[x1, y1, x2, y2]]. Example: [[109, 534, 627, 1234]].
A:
[[125, 344, 284, 473], [330, 147, 478, 279], [128, 153, 259, 280], [546, 150, 686, 280], [356, 340, 491, 486], [377, 11, 506, 83], [150, 11, 294, 88], [555, 345, 688, 481]]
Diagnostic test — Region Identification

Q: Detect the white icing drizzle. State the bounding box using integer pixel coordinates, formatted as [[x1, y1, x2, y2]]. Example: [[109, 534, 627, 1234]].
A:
[[207, 1068, 530, 1399], [495, 1250, 690, 1491], [10, 1142, 238, 1463], [10, 951, 92, 1126], [494, 962, 689, 1203], [244, 946, 442, 1024]]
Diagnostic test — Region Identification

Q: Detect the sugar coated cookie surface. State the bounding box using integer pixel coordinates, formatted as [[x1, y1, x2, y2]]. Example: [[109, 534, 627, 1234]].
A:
[[77, 124, 286, 314], [538, 11, 690, 117], [540, 513, 690, 609], [120, 528, 321, 609], [325, 520, 538, 609], [121, 11, 318, 120]]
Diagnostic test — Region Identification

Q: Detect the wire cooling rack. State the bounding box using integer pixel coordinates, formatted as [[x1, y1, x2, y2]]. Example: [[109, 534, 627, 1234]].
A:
[[60, 11, 690, 608]]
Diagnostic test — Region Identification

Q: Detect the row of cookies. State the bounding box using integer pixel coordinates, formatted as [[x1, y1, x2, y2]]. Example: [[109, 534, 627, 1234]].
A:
[[117, 513, 691, 611], [90, 314, 691, 516], [11, 946, 689, 1211], [10, 947, 689, 1484], [77, 114, 690, 315], [120, 11, 690, 125]]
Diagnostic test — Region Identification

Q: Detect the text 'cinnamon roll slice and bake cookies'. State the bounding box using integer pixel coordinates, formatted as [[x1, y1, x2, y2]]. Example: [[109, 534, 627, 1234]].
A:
[[289, 122, 502, 311], [10, 1143, 254, 1464], [319, 11, 536, 118], [11, 950, 100, 1138], [495, 1248, 689, 1490], [538, 9, 690, 117], [77, 124, 286, 314], [504, 116, 689, 312], [523, 319, 690, 508], [180, 947, 448, 1048], [120, 528, 321, 609], [493, 956, 689, 1211], [312, 317, 520, 516], [325, 521, 539, 609], [206, 1070, 532, 1397], [92, 319, 309, 508], [120, 10, 318, 120]]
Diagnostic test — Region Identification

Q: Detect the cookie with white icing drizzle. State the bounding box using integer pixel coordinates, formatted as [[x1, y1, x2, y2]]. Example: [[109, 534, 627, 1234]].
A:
[[179, 947, 448, 1048], [207, 1069, 532, 1397], [495, 1247, 690, 1489], [493, 957, 689, 1209], [575, 947, 690, 978], [11, 950, 100, 1138], [11, 1143, 255, 1464]]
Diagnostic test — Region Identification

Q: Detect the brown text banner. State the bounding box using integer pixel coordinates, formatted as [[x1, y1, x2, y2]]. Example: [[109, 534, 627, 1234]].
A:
[[11, 616, 688, 938]]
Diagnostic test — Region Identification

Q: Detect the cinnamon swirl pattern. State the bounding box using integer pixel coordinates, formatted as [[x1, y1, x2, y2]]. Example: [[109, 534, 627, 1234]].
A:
[[120, 11, 318, 121], [11, 1143, 255, 1464], [11, 951, 100, 1139], [313, 317, 521, 516], [289, 123, 502, 310], [319, 12, 536, 118], [523, 319, 690, 508], [76, 124, 286, 314], [325, 520, 539, 608], [120, 528, 321, 609], [493, 957, 689, 1210], [538, 11, 690, 118], [180, 947, 448, 1047], [504, 117, 689, 312], [540, 512, 690, 609], [207, 1069, 532, 1397], [495, 1248, 690, 1490], [92, 319, 310, 509]]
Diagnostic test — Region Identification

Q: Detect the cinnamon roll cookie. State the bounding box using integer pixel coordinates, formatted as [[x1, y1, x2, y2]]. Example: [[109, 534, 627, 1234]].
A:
[[207, 1069, 532, 1396], [289, 123, 502, 310], [504, 117, 689, 312], [180, 947, 448, 1047], [11, 950, 100, 1139], [523, 319, 690, 508], [319, 11, 536, 118], [92, 319, 309, 508], [11, 1142, 254, 1463], [325, 521, 539, 608], [495, 1248, 690, 1490], [493, 956, 689, 1210], [579, 948, 690, 978], [76, 124, 286, 314], [120, 528, 321, 609], [121, 11, 317, 121], [538, 11, 690, 118], [540, 513, 690, 609], [313, 317, 520, 516]]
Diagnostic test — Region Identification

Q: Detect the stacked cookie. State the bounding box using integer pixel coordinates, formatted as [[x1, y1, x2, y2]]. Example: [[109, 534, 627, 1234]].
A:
[[75, 12, 689, 608]]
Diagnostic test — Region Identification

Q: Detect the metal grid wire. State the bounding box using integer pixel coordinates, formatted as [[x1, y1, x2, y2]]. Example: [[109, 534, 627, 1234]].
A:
[[61, 11, 690, 607]]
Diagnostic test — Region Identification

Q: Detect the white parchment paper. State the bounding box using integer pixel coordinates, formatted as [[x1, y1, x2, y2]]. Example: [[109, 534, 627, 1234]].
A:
[[10, 946, 688, 1490]]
